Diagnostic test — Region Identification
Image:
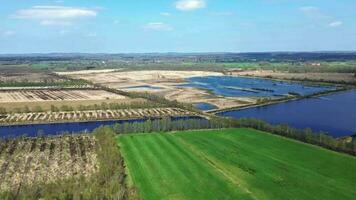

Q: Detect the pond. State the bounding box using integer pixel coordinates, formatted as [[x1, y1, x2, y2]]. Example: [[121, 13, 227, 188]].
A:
[[0, 116, 202, 139], [218, 91, 356, 138], [193, 103, 218, 111], [181, 76, 333, 97]]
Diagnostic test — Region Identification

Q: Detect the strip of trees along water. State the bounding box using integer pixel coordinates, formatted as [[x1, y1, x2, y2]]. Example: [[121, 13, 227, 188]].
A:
[[108, 117, 356, 156]]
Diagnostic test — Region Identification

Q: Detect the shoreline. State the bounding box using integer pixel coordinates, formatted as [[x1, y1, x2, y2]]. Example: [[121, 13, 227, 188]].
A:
[[0, 114, 201, 127], [208, 88, 351, 114]]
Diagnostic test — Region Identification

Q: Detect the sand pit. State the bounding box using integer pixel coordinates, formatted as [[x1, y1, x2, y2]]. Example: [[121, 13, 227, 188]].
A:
[[60, 70, 222, 88], [58, 70, 258, 110], [164, 87, 256, 110]]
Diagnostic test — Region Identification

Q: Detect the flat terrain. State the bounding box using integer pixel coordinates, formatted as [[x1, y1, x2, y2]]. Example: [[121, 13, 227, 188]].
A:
[[233, 70, 356, 84], [0, 89, 143, 113], [118, 128, 356, 200], [0, 68, 63, 83], [0, 108, 195, 124], [0, 89, 126, 103], [60, 70, 256, 110], [0, 135, 98, 192]]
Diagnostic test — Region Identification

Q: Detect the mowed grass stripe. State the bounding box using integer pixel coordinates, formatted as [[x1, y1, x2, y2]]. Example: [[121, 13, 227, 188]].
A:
[[176, 129, 356, 200], [161, 135, 253, 199], [118, 129, 356, 200], [119, 136, 162, 200], [216, 129, 356, 196], [118, 134, 253, 200], [176, 130, 316, 200], [140, 135, 195, 199]]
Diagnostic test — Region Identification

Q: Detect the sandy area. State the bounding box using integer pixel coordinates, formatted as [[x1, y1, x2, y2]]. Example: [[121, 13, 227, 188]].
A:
[[59, 70, 257, 110], [164, 87, 255, 110], [56, 69, 120, 75], [232, 70, 356, 84]]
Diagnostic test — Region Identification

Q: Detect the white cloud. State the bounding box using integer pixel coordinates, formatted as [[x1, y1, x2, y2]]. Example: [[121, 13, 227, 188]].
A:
[[144, 22, 173, 31], [1, 30, 16, 37], [10, 6, 97, 26], [175, 0, 206, 11], [329, 21, 343, 27], [160, 12, 172, 16], [11, 6, 97, 20]]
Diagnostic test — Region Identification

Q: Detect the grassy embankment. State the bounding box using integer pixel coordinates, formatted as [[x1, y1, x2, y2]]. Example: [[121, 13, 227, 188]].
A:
[[118, 128, 356, 200]]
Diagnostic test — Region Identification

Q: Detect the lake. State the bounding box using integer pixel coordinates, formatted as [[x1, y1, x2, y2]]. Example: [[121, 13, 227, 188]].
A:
[[181, 76, 332, 97], [218, 91, 356, 137], [0, 116, 202, 138]]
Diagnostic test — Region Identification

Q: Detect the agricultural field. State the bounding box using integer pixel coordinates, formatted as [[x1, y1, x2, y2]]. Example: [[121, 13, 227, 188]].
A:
[[0, 67, 63, 83], [0, 107, 196, 124], [0, 135, 98, 192], [118, 128, 356, 200], [0, 89, 126, 102], [0, 89, 145, 113]]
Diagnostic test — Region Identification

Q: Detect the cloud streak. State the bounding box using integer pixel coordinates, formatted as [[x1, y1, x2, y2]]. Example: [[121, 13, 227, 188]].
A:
[[300, 6, 344, 28], [10, 6, 98, 26], [175, 0, 206, 11], [1, 30, 16, 37], [299, 6, 327, 19], [11, 6, 97, 19], [144, 22, 173, 31], [329, 21, 343, 28]]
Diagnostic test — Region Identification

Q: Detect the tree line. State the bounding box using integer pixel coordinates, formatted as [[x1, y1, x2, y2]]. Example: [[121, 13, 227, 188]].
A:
[[0, 101, 165, 114], [104, 117, 356, 156], [0, 79, 88, 88]]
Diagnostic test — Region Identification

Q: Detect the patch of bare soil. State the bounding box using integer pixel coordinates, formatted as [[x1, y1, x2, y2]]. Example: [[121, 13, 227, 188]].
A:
[[164, 87, 256, 110]]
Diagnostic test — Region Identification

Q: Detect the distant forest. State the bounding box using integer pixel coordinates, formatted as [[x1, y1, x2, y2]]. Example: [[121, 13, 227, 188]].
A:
[[1, 52, 356, 62]]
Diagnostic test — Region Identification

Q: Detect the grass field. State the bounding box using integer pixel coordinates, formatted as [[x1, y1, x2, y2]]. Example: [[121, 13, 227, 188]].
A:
[[117, 128, 356, 200]]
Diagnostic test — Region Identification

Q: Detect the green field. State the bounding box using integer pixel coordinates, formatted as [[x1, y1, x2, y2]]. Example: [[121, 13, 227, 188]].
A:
[[117, 128, 356, 200]]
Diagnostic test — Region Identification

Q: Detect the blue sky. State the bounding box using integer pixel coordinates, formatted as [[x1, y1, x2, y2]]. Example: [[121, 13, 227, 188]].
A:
[[0, 0, 355, 53]]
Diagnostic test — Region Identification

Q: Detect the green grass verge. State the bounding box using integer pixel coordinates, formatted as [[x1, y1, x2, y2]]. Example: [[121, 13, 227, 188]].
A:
[[117, 128, 356, 200]]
